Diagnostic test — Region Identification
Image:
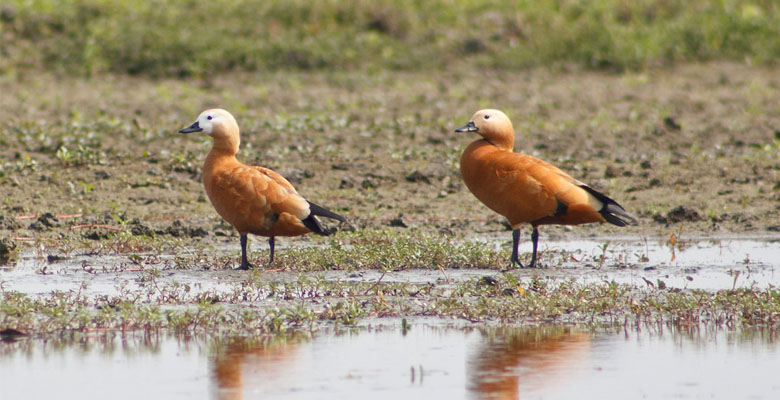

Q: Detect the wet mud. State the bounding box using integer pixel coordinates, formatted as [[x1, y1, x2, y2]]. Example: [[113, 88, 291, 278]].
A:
[[0, 63, 778, 338]]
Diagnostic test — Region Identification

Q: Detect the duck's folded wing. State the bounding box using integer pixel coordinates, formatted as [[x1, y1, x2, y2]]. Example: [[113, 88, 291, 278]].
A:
[[520, 155, 593, 206], [212, 165, 311, 230], [519, 155, 634, 225], [249, 166, 311, 220], [491, 153, 598, 222]]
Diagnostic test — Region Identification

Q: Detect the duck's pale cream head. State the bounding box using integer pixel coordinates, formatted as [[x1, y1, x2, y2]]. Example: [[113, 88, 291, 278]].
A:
[[179, 108, 240, 153], [455, 109, 514, 150]]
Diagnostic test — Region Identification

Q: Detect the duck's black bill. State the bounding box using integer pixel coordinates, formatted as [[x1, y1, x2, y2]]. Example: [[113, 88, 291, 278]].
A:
[[179, 121, 202, 133], [454, 121, 477, 133]]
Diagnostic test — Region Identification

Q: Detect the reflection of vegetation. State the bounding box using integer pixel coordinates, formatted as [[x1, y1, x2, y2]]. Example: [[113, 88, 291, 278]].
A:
[[3, 0, 780, 76], [0, 329, 206, 358]]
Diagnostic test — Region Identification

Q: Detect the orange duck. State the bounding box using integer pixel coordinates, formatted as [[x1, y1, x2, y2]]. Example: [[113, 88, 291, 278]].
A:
[[180, 109, 345, 269], [455, 109, 636, 268]]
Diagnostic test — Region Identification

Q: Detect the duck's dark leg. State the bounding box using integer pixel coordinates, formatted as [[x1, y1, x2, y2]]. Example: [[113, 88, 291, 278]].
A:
[[529, 227, 539, 268], [238, 234, 254, 270], [268, 236, 275, 264], [511, 229, 525, 268]]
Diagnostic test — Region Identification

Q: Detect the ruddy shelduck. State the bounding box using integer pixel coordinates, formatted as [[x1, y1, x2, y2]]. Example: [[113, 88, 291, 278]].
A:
[[179, 109, 345, 270], [455, 109, 637, 268]]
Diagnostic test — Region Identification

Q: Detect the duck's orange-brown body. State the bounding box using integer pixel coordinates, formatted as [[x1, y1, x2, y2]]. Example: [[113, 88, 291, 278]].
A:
[[456, 109, 636, 268], [203, 150, 311, 238], [461, 140, 606, 228], [180, 109, 344, 269]]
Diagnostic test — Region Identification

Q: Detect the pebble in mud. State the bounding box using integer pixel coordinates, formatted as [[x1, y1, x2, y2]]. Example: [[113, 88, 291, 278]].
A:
[[405, 166, 449, 185], [604, 165, 621, 178], [129, 219, 155, 237], [478, 276, 499, 287], [653, 205, 702, 224], [0, 238, 17, 264], [0, 215, 21, 230], [94, 171, 111, 180], [161, 220, 208, 238], [663, 116, 682, 131], [339, 176, 356, 189], [277, 167, 314, 185], [388, 215, 409, 228], [28, 213, 60, 231], [340, 174, 389, 190], [360, 174, 385, 189], [405, 170, 432, 184], [82, 228, 114, 240]]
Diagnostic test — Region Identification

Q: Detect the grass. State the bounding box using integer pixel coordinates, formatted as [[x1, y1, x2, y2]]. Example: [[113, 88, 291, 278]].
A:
[[2, 0, 780, 77], [22, 227, 648, 272], [276, 229, 507, 271], [436, 275, 780, 327], [2, 273, 779, 336]]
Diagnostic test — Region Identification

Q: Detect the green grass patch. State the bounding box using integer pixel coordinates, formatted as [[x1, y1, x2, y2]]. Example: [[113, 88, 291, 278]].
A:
[[277, 229, 506, 271], [3, 0, 780, 77]]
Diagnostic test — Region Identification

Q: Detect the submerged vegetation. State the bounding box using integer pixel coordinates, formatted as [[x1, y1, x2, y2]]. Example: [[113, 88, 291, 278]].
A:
[[2, 0, 780, 76]]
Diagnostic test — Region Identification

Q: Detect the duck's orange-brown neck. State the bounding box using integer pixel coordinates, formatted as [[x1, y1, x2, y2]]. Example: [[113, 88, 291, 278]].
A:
[[460, 139, 506, 204], [203, 148, 238, 185]]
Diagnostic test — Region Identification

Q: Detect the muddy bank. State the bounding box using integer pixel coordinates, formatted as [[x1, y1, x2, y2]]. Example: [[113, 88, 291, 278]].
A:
[[0, 63, 778, 256], [1, 63, 779, 336]]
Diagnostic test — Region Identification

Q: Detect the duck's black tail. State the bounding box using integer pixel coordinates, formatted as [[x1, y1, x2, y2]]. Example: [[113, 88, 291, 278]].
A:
[[580, 185, 638, 227], [301, 201, 347, 235]]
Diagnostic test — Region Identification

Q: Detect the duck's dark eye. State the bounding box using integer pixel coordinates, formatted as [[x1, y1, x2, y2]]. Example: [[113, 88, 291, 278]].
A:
[[484, 115, 490, 120], [207, 115, 213, 120]]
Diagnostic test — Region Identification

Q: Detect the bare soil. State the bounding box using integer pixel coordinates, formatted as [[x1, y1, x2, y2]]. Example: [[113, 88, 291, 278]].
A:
[[1, 63, 778, 258]]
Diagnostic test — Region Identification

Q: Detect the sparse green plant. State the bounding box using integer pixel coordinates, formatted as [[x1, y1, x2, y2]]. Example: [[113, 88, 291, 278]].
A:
[[55, 146, 74, 165], [77, 181, 94, 194]]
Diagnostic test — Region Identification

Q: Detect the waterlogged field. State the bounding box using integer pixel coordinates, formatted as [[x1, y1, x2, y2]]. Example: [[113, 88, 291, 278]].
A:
[[1, 26, 780, 397]]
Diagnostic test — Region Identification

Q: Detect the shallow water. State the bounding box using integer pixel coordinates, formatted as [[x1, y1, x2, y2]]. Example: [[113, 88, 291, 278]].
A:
[[1, 238, 778, 297], [523, 237, 780, 290], [1, 320, 778, 399]]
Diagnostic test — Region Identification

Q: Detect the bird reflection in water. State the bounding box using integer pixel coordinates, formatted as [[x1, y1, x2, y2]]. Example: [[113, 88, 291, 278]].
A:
[[468, 326, 591, 399], [211, 335, 303, 400]]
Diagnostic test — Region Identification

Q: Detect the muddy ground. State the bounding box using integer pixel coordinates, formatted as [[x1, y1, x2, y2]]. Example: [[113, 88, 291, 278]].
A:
[[1, 62, 779, 337], [1, 62, 778, 257]]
